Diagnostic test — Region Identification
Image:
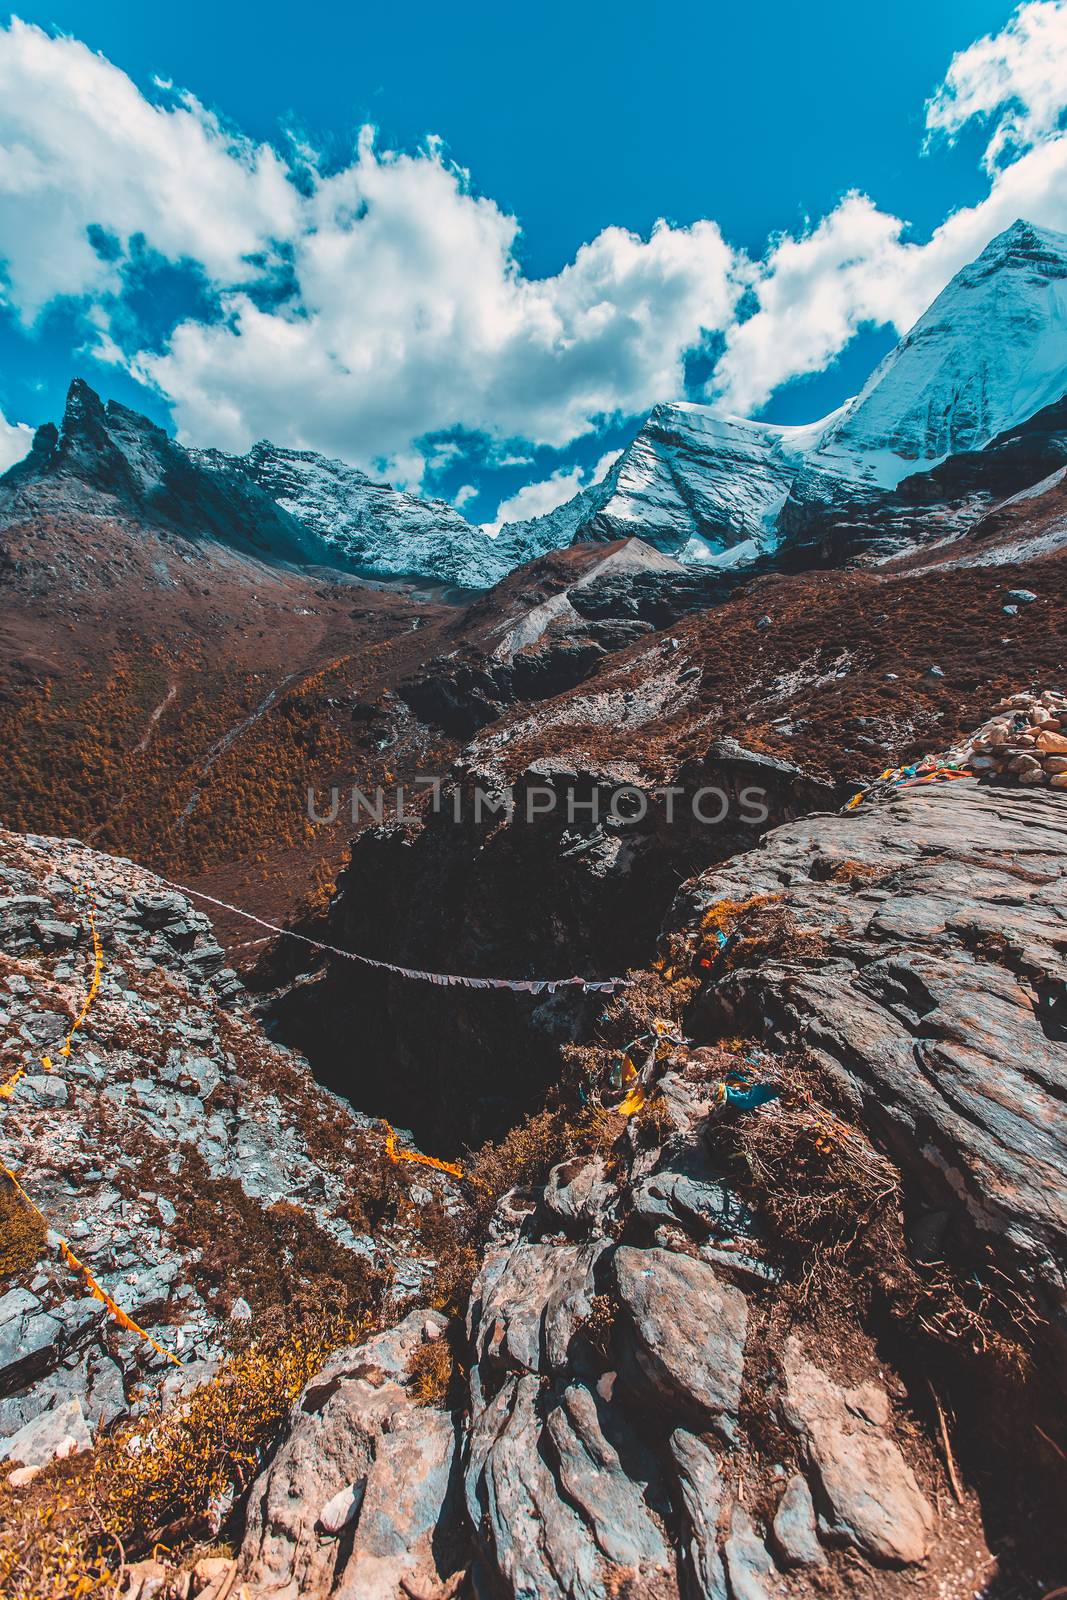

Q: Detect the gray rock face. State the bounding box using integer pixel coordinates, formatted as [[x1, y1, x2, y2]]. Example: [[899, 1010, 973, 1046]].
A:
[[778, 1338, 933, 1565], [0, 380, 330, 569], [723, 1505, 778, 1600], [240, 1310, 459, 1600], [464, 1228, 678, 1598], [671, 780, 1067, 1331], [771, 1473, 825, 1568], [545, 1383, 670, 1571], [469, 1373, 608, 1600], [334, 1405, 457, 1600], [543, 1152, 617, 1229], [612, 1246, 747, 1417], [0, 1395, 91, 1468], [669, 1429, 728, 1600]]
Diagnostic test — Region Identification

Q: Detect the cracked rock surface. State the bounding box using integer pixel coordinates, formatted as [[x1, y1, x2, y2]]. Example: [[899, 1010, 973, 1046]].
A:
[[672, 780, 1067, 1339]]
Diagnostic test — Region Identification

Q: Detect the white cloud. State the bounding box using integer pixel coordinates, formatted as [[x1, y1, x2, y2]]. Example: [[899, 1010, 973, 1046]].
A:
[[0, 407, 30, 472], [482, 449, 622, 532], [483, 466, 587, 533], [137, 142, 742, 476], [925, 0, 1067, 170], [0, 7, 1066, 486], [453, 482, 477, 508], [0, 18, 295, 320], [590, 448, 622, 484], [712, 121, 1067, 415], [713, 1, 1067, 416]]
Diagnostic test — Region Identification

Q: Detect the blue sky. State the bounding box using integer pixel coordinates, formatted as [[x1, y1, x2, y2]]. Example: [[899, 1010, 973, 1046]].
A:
[[0, 0, 1065, 523]]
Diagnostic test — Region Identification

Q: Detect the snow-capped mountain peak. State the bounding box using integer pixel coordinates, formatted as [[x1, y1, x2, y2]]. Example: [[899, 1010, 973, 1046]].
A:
[[812, 218, 1067, 487], [495, 218, 1067, 567]]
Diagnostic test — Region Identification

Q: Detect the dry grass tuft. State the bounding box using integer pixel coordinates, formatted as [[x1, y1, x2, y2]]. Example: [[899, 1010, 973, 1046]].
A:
[[405, 1336, 455, 1407], [703, 1047, 1041, 1373], [632, 1094, 673, 1147], [0, 1182, 48, 1284], [574, 1292, 617, 1362]]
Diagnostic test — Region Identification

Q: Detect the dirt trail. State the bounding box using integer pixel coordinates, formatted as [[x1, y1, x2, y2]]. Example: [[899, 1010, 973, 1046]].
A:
[[134, 683, 177, 753]]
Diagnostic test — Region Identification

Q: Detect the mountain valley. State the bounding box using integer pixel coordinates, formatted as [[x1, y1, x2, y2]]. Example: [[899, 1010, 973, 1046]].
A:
[[0, 220, 1065, 1600]]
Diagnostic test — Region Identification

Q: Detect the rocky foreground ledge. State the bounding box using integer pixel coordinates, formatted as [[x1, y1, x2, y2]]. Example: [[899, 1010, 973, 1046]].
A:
[[231, 775, 1065, 1600], [0, 773, 1065, 1600]]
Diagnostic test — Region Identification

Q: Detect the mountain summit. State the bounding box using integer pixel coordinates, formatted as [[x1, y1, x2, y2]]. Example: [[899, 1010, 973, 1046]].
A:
[[497, 218, 1067, 566], [812, 218, 1067, 483]]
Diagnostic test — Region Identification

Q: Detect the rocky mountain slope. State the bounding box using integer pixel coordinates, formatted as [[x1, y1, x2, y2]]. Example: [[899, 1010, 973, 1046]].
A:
[[0, 381, 329, 571], [0, 830, 460, 1472], [0, 467, 1064, 1599], [3, 712, 1065, 1600], [493, 406, 837, 567], [0, 378, 511, 586], [812, 219, 1067, 486]]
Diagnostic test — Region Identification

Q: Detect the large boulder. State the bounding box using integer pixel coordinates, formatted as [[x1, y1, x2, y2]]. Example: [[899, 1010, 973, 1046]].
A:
[[778, 1337, 934, 1566], [239, 1310, 460, 1600], [611, 1246, 748, 1418]]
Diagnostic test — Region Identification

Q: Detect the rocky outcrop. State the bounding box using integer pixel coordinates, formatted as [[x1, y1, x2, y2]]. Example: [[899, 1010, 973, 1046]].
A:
[[250, 766, 1065, 1600], [239, 1310, 462, 1600], [0, 829, 460, 1468], [672, 779, 1067, 1337], [396, 1039, 942, 1599]]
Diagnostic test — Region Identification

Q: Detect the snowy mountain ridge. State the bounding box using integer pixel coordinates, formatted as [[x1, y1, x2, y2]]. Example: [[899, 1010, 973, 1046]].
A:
[[2, 220, 1065, 587], [497, 218, 1067, 566], [232, 441, 513, 588], [493, 402, 851, 569]]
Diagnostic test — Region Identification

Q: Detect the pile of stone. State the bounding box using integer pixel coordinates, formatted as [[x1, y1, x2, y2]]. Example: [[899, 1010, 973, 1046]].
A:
[[964, 689, 1067, 788]]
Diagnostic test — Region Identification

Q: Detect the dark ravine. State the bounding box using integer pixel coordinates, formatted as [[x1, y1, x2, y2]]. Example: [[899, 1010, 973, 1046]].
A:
[[263, 743, 840, 1150]]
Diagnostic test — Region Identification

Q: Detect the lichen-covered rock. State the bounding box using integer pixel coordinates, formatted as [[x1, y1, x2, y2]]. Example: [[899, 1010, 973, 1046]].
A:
[[0, 829, 463, 1451]]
